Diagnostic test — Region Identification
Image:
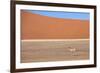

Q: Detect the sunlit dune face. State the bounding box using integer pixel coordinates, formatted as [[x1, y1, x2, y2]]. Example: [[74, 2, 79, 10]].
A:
[[21, 10, 90, 39]]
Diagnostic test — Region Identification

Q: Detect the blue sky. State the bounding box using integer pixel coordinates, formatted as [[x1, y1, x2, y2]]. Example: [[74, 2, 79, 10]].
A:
[[26, 10, 90, 20]]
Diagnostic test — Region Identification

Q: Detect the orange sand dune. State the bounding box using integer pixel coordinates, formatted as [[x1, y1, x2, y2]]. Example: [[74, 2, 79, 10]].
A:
[[21, 10, 89, 39]]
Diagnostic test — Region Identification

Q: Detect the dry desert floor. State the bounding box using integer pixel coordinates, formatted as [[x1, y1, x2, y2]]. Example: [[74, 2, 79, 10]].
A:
[[21, 39, 89, 63]]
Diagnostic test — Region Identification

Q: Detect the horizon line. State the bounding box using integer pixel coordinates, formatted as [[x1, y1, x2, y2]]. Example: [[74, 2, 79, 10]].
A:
[[23, 10, 90, 20]]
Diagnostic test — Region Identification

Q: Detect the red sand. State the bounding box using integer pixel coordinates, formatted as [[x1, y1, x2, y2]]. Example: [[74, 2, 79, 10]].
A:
[[21, 10, 89, 39]]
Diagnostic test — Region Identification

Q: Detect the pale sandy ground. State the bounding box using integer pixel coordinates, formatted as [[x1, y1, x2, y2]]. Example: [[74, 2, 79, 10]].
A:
[[21, 39, 89, 63]]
